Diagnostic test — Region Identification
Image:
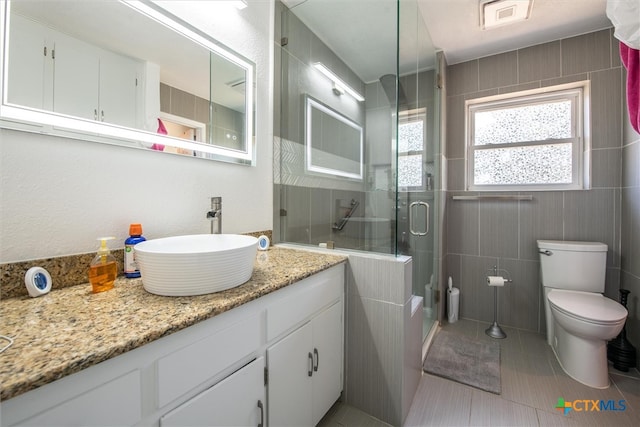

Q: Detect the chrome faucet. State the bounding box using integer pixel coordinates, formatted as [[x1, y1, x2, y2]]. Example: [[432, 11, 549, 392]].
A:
[[206, 197, 222, 234]]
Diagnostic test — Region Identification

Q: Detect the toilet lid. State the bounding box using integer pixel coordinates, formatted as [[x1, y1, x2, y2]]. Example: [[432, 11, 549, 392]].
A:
[[548, 290, 627, 323]]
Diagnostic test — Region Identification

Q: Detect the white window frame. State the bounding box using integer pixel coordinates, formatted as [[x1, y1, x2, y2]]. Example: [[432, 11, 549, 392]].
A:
[[398, 107, 427, 192], [465, 81, 590, 191]]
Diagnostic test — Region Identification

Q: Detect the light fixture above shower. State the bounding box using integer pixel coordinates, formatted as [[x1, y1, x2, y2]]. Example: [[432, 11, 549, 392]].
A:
[[313, 63, 365, 102], [479, 0, 533, 30]]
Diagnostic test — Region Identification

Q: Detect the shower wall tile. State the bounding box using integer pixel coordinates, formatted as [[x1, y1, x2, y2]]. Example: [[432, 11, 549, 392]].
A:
[[591, 67, 623, 150], [561, 29, 612, 75], [283, 184, 310, 243], [478, 51, 517, 91], [282, 10, 311, 64], [309, 187, 332, 245], [346, 252, 412, 305], [591, 148, 622, 189], [345, 295, 404, 424], [447, 60, 479, 96], [518, 192, 564, 261], [478, 199, 519, 259], [447, 196, 479, 256], [518, 41, 561, 83], [459, 255, 497, 322], [344, 254, 416, 426], [499, 258, 540, 331]]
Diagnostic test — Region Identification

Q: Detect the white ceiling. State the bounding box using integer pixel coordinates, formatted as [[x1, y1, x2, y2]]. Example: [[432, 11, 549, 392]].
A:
[[283, 0, 613, 83]]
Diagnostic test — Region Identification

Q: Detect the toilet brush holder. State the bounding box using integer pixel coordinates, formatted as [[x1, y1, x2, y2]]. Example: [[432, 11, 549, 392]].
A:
[[607, 289, 636, 372]]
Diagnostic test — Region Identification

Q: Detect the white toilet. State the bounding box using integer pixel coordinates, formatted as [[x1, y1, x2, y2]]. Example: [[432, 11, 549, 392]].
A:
[[537, 240, 628, 389]]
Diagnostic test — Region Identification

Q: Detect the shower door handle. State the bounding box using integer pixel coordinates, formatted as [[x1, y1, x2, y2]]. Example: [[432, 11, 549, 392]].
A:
[[409, 201, 430, 236]]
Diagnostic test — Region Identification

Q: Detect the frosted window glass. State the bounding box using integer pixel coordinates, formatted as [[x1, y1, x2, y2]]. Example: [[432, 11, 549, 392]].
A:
[[399, 120, 424, 152], [399, 154, 423, 188], [475, 100, 572, 146], [474, 144, 572, 185]]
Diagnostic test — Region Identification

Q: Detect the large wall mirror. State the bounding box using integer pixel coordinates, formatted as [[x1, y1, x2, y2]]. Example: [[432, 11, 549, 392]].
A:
[[0, 0, 255, 164]]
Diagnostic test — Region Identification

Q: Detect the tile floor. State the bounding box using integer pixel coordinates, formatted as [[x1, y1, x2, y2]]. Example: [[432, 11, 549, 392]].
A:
[[319, 319, 640, 426]]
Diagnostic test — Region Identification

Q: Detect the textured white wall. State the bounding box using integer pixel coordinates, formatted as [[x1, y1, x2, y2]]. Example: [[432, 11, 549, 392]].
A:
[[0, 0, 274, 262]]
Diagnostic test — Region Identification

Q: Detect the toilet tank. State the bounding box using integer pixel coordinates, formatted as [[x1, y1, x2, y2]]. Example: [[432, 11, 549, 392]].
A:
[[537, 240, 607, 292]]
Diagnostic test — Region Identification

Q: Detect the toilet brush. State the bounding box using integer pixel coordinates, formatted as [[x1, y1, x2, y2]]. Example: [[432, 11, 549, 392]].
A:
[[607, 289, 637, 372]]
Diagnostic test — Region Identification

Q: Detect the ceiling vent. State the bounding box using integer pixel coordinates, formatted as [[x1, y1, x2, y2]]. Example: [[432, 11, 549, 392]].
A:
[[479, 0, 533, 30]]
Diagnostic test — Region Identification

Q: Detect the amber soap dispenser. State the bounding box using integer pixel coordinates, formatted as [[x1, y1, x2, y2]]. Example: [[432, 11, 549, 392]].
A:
[[89, 237, 118, 293]]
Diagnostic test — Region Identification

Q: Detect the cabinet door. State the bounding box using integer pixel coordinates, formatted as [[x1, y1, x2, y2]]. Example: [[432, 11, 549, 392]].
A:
[[160, 357, 266, 427], [267, 322, 313, 426], [52, 31, 99, 121], [311, 301, 343, 426], [99, 50, 138, 128], [7, 14, 51, 109]]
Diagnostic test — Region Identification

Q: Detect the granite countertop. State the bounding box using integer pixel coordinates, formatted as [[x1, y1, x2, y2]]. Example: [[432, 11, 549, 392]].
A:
[[0, 246, 347, 401]]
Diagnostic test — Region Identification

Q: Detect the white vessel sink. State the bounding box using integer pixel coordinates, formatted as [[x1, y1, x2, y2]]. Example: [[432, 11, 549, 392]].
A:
[[134, 234, 259, 296]]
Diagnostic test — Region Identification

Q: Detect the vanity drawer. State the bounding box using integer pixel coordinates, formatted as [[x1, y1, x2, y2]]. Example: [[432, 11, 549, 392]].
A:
[[157, 312, 261, 407], [266, 264, 344, 342]]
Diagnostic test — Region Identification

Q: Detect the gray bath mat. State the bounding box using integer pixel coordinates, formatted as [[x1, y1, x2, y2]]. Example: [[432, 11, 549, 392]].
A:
[[424, 330, 501, 394]]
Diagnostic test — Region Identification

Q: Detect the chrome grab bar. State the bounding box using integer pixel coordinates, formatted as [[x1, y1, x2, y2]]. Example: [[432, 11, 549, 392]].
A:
[[409, 201, 430, 236], [538, 250, 553, 256]]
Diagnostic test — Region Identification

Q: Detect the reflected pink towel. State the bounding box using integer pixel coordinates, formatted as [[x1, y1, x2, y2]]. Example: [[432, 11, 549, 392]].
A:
[[152, 118, 167, 151], [621, 42, 640, 133]]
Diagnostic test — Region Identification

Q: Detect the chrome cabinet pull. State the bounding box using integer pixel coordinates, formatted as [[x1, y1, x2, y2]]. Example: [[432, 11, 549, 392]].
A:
[[257, 400, 264, 427], [308, 352, 313, 377], [313, 348, 319, 372], [409, 201, 430, 236]]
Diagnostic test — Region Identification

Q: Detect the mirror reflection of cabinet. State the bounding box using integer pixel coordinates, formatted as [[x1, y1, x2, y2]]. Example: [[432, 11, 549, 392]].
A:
[[1, 0, 255, 164], [10, 15, 140, 128]]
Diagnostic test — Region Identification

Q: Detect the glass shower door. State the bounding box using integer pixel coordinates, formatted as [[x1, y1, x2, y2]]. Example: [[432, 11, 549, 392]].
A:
[[396, 0, 441, 339]]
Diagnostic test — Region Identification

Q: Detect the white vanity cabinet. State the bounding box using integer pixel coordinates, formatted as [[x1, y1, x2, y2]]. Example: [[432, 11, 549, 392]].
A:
[[7, 13, 139, 128], [1, 263, 345, 427], [266, 267, 344, 427], [268, 301, 343, 426], [160, 357, 266, 427]]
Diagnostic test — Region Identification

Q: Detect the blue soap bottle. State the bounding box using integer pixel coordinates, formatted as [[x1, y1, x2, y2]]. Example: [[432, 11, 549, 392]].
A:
[[124, 223, 146, 278]]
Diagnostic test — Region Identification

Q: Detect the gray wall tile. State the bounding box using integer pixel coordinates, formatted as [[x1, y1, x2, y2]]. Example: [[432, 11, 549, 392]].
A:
[[460, 255, 497, 322], [447, 60, 479, 96], [444, 28, 625, 334], [563, 189, 617, 266], [478, 199, 519, 258], [447, 158, 465, 192], [499, 259, 540, 331], [592, 148, 622, 189], [622, 142, 640, 188], [518, 41, 561, 83], [561, 29, 612, 75], [479, 51, 518, 90], [445, 94, 466, 159], [591, 67, 623, 150], [519, 192, 564, 261], [447, 197, 479, 256]]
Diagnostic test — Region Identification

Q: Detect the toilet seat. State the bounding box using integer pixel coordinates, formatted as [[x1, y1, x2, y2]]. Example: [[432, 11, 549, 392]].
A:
[[547, 289, 627, 325]]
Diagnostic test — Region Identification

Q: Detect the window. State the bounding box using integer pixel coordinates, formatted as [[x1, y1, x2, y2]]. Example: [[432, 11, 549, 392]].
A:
[[466, 82, 589, 191], [398, 108, 428, 191]]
